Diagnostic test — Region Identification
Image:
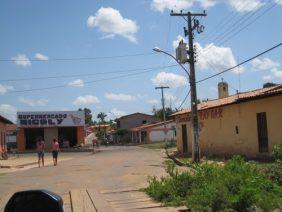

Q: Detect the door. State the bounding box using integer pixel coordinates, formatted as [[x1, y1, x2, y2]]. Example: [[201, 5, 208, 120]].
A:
[[182, 124, 188, 153], [256, 112, 269, 153]]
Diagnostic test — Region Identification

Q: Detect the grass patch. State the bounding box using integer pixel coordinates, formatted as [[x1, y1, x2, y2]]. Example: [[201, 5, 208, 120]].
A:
[[145, 156, 282, 211], [139, 141, 176, 149]]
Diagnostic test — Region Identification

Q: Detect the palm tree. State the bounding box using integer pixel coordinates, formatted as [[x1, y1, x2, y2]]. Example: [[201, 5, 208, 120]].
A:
[[97, 112, 107, 124]]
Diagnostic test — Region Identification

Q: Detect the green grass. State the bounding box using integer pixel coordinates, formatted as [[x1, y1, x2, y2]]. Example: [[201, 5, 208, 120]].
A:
[[139, 141, 176, 149]]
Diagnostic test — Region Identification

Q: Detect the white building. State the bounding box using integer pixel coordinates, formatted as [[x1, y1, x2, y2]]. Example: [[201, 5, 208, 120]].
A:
[[130, 120, 176, 143]]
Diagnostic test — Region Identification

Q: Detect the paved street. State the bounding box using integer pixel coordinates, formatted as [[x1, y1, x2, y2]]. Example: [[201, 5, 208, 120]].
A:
[[0, 146, 172, 211]]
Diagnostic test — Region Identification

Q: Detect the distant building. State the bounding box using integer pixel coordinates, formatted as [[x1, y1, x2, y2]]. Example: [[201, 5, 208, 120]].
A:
[[130, 120, 176, 143], [116, 113, 161, 130], [0, 115, 14, 155], [17, 111, 85, 151], [172, 83, 282, 158], [90, 124, 112, 134]]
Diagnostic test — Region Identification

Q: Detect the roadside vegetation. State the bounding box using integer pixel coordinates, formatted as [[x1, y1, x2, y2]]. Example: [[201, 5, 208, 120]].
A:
[[139, 141, 176, 149], [145, 144, 282, 211]]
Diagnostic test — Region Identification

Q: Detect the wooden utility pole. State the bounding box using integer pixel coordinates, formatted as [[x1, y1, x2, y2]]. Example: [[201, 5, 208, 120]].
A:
[[171, 11, 206, 162], [155, 86, 169, 143]]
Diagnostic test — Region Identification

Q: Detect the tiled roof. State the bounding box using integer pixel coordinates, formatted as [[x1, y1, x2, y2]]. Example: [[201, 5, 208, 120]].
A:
[[172, 84, 282, 116], [131, 120, 174, 131], [0, 115, 13, 124]]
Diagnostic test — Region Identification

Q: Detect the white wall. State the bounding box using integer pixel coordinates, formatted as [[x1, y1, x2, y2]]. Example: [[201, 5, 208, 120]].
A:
[[148, 122, 176, 142]]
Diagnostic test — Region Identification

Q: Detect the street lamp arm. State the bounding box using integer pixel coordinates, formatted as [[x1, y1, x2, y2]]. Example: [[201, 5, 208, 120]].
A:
[[153, 48, 190, 77]]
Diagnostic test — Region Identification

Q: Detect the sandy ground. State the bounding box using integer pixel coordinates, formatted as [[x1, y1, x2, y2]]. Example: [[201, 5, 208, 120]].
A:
[[0, 146, 168, 211]]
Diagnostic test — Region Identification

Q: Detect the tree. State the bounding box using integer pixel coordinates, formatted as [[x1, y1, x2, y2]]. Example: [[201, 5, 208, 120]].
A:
[[78, 108, 93, 125], [97, 112, 107, 124], [263, 82, 277, 88], [153, 107, 176, 121]]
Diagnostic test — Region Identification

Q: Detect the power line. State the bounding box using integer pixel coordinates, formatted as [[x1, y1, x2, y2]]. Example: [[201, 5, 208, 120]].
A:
[[207, 1, 270, 47], [0, 64, 177, 82], [0, 52, 155, 62], [216, 2, 277, 47], [177, 89, 190, 110], [197, 42, 282, 84], [8, 65, 176, 94], [198, 0, 251, 44], [199, 1, 276, 57]]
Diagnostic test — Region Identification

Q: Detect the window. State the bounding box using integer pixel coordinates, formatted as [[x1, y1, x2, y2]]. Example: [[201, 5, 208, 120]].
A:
[[142, 120, 147, 124]]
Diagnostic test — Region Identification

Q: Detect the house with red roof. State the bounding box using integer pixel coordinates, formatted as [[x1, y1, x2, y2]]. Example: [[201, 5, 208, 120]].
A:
[[171, 82, 282, 158]]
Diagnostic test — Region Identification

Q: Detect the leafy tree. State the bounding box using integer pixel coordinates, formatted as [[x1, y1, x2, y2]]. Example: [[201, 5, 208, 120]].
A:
[[263, 82, 277, 88], [97, 112, 107, 124], [153, 107, 177, 121], [78, 108, 93, 125]]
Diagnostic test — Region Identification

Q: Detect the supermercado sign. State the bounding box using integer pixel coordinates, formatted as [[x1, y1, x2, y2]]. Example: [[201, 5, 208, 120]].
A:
[[17, 111, 85, 127]]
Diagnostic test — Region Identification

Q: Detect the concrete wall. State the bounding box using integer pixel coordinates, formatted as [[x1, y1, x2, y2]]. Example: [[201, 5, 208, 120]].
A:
[[118, 114, 160, 130], [148, 122, 176, 142], [176, 95, 282, 158], [44, 127, 58, 150]]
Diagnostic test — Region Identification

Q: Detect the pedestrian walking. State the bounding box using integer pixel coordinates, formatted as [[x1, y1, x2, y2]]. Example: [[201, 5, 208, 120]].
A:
[[36, 137, 45, 167], [52, 139, 60, 166]]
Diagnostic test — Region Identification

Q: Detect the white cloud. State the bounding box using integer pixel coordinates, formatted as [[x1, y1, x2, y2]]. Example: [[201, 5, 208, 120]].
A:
[[0, 84, 14, 95], [67, 79, 84, 87], [152, 72, 188, 88], [151, 0, 266, 13], [251, 58, 280, 71], [0, 104, 17, 123], [172, 35, 187, 49], [271, 69, 282, 79], [164, 93, 177, 102], [18, 97, 48, 107], [151, 0, 194, 12], [34, 53, 48, 61], [276, 0, 282, 5], [105, 93, 136, 101], [73, 95, 100, 105], [227, 0, 265, 12], [110, 108, 126, 118], [12, 54, 31, 67], [262, 75, 272, 81], [196, 42, 244, 74], [147, 99, 159, 105], [87, 7, 139, 43], [199, 0, 217, 8]]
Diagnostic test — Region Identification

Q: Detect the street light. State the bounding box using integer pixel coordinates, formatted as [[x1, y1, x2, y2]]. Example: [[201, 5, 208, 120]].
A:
[[153, 47, 190, 77]]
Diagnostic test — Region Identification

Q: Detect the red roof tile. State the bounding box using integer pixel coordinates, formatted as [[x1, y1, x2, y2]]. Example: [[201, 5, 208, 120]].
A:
[[131, 120, 174, 131], [172, 85, 282, 116]]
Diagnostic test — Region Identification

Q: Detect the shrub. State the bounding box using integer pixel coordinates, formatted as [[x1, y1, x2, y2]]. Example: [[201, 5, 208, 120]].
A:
[[145, 156, 282, 211], [272, 143, 282, 161]]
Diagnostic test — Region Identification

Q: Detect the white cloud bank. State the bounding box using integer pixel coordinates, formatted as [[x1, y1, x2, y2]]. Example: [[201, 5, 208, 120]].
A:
[[152, 72, 188, 88], [12, 54, 31, 67], [151, 0, 265, 13], [0, 84, 14, 95], [147, 99, 159, 105], [195, 42, 244, 74], [34, 53, 48, 61], [110, 108, 126, 118], [73, 95, 100, 105], [251, 58, 280, 71], [0, 104, 17, 123], [18, 97, 48, 107], [105, 93, 136, 101], [67, 79, 84, 87], [87, 7, 139, 43]]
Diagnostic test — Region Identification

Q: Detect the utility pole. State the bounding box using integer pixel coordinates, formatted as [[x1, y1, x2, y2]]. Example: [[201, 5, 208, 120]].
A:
[[155, 86, 169, 144], [171, 11, 206, 162]]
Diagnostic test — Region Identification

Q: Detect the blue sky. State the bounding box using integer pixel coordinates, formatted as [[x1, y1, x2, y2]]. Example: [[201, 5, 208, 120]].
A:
[[0, 0, 282, 122]]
